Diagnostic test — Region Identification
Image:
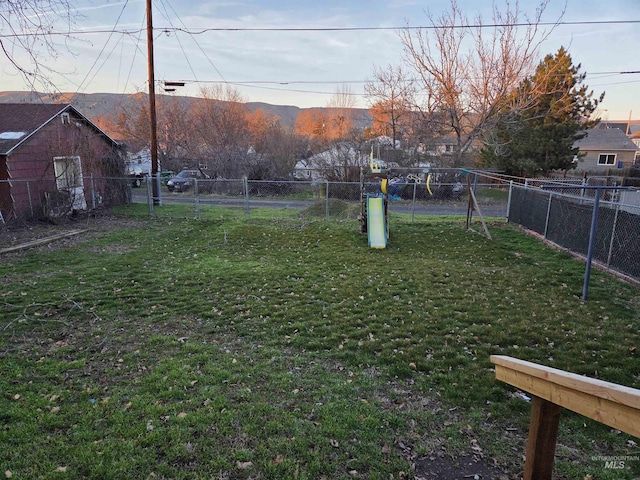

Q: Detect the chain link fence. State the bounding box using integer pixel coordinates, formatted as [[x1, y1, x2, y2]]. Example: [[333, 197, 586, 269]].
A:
[[509, 183, 640, 284], [134, 170, 509, 222], [0, 176, 133, 222], [3, 170, 638, 285], [0, 170, 511, 223]]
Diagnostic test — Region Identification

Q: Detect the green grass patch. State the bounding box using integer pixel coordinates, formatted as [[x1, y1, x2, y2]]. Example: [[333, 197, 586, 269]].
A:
[[1, 210, 638, 479]]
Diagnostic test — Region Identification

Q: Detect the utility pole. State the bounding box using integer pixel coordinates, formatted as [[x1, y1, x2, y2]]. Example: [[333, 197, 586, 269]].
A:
[[146, 0, 160, 205]]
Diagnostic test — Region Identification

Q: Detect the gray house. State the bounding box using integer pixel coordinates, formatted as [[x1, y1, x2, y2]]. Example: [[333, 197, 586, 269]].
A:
[[574, 128, 639, 173]]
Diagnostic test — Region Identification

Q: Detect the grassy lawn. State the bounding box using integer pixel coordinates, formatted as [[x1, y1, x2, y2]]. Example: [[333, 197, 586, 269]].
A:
[[1, 205, 638, 479]]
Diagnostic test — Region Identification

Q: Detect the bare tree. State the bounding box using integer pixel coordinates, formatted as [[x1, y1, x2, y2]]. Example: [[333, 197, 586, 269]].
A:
[[326, 84, 357, 140], [0, 0, 78, 90], [365, 65, 416, 149], [192, 85, 251, 177], [399, 0, 560, 166]]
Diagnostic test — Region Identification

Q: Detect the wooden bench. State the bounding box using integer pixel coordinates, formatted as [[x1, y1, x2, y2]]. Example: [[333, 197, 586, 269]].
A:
[[490, 355, 640, 479]]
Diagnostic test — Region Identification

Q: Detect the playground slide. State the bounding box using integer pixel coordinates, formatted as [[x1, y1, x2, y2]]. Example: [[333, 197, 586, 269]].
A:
[[367, 196, 387, 249]]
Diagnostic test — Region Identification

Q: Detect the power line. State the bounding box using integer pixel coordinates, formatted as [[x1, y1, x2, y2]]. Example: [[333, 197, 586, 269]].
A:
[[161, 19, 640, 33], [2, 19, 640, 38], [71, 0, 130, 100], [160, 0, 228, 83], [161, 71, 640, 86]]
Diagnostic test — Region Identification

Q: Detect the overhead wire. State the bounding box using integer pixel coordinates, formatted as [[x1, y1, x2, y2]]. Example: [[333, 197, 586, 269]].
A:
[[150, 68, 640, 99], [155, 0, 205, 86], [160, 0, 228, 84], [70, 0, 129, 101], [3, 19, 640, 38], [4, 10, 639, 103]]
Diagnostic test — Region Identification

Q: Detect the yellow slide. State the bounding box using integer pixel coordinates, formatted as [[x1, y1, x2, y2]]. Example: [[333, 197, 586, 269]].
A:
[[367, 196, 387, 249]]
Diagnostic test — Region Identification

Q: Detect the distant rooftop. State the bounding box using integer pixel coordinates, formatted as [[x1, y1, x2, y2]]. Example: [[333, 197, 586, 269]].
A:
[[575, 128, 639, 151]]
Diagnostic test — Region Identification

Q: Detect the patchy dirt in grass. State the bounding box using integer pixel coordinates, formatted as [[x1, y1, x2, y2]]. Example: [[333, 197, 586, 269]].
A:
[[414, 454, 502, 479], [0, 213, 144, 256]]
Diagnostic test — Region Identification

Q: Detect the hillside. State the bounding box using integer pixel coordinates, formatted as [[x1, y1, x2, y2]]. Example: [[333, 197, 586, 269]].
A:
[[0, 91, 371, 132]]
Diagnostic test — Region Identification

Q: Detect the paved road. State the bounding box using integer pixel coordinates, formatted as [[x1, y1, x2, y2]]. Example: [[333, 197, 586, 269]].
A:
[[131, 190, 508, 218]]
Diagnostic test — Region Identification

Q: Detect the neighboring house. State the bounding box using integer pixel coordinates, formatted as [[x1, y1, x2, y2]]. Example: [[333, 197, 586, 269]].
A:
[[573, 128, 640, 173], [597, 120, 640, 136], [126, 148, 151, 175], [0, 103, 121, 220], [294, 143, 369, 181], [415, 135, 458, 156]]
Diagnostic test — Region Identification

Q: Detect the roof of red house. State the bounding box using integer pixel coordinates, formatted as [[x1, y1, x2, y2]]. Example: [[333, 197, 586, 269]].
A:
[[0, 103, 117, 155]]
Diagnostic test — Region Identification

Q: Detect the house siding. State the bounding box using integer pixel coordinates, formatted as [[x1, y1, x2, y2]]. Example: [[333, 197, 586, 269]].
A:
[[576, 150, 636, 173]]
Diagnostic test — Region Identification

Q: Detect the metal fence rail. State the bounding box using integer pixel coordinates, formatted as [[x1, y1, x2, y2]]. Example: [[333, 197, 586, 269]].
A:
[[133, 177, 509, 222]]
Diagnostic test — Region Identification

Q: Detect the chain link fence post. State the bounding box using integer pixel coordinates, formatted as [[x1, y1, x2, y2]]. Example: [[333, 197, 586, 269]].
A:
[[325, 180, 329, 220], [194, 178, 201, 220], [26, 180, 34, 218], [411, 182, 417, 224], [506, 181, 514, 223], [146, 175, 154, 217], [544, 192, 553, 239], [243, 176, 250, 218], [606, 204, 620, 269]]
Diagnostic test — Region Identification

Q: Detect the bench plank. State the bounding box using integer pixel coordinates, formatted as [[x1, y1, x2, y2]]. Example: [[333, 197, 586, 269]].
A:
[[491, 355, 640, 438]]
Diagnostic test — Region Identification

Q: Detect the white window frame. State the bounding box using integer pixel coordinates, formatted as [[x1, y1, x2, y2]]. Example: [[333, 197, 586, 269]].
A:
[[61, 112, 70, 125], [53, 156, 83, 190], [597, 153, 617, 166], [53, 156, 86, 210]]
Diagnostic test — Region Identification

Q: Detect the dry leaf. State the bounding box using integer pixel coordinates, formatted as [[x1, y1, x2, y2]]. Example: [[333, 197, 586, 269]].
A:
[[330, 439, 339, 448], [5, 471, 12, 478], [55, 466, 67, 472], [236, 461, 253, 469], [177, 412, 187, 419], [272, 454, 284, 465], [12, 394, 20, 401], [50, 406, 60, 414], [124, 402, 132, 411]]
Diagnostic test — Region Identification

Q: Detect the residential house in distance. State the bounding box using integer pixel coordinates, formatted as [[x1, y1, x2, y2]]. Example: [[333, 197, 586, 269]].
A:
[[294, 143, 370, 181], [573, 128, 640, 173], [0, 103, 122, 220]]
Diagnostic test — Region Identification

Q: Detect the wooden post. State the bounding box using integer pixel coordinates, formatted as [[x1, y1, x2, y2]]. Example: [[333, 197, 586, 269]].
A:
[[491, 355, 640, 478], [524, 396, 562, 480]]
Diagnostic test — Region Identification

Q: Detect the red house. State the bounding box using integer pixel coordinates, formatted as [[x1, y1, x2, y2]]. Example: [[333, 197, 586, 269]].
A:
[[0, 103, 123, 220]]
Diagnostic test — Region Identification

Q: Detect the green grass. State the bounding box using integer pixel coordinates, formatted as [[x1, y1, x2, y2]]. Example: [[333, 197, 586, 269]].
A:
[[1, 206, 638, 479]]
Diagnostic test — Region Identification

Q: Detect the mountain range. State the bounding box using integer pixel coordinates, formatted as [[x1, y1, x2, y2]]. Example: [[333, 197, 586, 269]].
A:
[[0, 91, 372, 133]]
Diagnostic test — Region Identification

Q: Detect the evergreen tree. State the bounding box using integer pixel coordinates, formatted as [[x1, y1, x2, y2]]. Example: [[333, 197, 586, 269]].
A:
[[480, 47, 604, 175]]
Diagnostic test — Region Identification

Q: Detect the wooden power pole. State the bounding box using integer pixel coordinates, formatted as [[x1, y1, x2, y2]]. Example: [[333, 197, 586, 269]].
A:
[[146, 0, 160, 205]]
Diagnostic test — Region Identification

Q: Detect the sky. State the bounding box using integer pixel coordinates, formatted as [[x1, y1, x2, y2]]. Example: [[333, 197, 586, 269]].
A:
[[1, 0, 639, 120]]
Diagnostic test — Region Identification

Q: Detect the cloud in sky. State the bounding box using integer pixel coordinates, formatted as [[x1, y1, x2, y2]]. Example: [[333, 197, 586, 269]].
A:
[[1, 0, 639, 119]]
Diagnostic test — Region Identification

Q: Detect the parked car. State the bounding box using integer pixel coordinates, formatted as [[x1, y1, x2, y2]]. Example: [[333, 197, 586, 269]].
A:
[[160, 170, 175, 185], [166, 170, 206, 192]]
